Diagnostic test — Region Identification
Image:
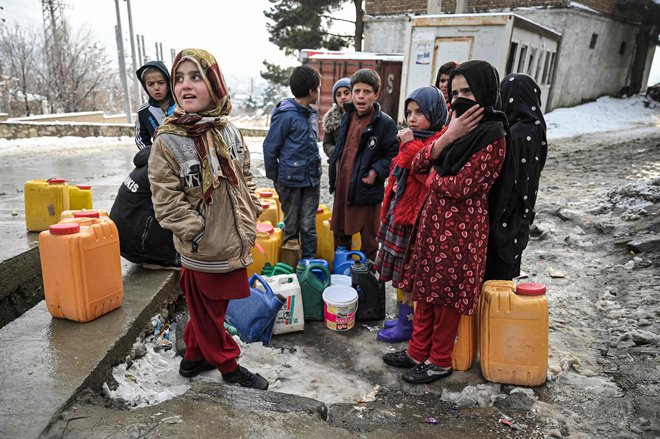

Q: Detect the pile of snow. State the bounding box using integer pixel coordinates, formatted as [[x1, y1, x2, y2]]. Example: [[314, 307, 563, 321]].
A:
[[105, 332, 377, 409], [545, 95, 657, 139], [0, 136, 134, 156]]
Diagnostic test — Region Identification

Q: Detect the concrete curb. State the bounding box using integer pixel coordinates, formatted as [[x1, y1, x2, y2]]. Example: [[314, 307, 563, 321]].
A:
[[0, 267, 180, 439]]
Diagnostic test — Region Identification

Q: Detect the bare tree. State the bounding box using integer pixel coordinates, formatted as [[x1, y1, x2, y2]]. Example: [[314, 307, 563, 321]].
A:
[[0, 24, 40, 116]]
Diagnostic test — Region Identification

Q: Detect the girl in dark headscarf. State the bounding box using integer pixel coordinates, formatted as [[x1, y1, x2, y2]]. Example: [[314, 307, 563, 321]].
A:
[[485, 73, 547, 280], [375, 86, 448, 343], [383, 60, 511, 384]]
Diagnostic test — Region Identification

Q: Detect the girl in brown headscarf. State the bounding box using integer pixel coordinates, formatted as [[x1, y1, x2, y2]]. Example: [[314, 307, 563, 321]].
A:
[[149, 49, 268, 390]]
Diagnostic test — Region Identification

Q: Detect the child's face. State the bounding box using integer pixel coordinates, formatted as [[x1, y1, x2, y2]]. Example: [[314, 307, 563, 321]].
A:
[[450, 75, 475, 104], [334, 86, 351, 110], [405, 101, 430, 131], [351, 82, 378, 116], [437, 73, 450, 102], [144, 71, 168, 102], [174, 60, 213, 113]]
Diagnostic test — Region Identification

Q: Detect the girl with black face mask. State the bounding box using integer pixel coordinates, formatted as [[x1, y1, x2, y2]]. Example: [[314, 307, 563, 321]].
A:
[[382, 60, 512, 384]]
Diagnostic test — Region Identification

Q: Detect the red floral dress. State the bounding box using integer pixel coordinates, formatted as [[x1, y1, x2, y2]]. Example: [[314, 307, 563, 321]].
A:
[[398, 138, 506, 315]]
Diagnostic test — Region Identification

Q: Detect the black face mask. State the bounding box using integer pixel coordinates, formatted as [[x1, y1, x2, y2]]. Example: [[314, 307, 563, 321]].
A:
[[451, 97, 477, 118]]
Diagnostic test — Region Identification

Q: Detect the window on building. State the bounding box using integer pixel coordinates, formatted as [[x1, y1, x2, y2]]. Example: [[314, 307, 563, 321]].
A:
[[546, 52, 556, 85], [542, 50, 551, 84], [619, 41, 627, 55], [518, 45, 528, 73], [506, 42, 519, 74], [528, 48, 537, 76], [589, 33, 598, 49], [535, 50, 545, 83]]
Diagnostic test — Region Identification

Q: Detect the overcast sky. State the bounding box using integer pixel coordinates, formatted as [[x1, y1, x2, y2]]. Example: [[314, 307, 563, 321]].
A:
[[2, 0, 355, 86]]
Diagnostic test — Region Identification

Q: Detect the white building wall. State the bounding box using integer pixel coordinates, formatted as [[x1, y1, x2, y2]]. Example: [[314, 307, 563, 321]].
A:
[[518, 9, 640, 109], [364, 15, 409, 53]]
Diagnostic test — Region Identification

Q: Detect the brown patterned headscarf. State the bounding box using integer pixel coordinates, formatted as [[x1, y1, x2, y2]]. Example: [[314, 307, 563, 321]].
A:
[[157, 48, 236, 205]]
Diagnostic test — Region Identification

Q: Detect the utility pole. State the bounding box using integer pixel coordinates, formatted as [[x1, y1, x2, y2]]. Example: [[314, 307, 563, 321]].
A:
[[125, 0, 141, 105], [140, 35, 146, 62], [114, 0, 131, 123], [171, 48, 176, 64]]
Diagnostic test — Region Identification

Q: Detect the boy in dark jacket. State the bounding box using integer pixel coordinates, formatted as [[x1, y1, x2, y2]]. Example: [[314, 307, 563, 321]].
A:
[[329, 69, 399, 260], [134, 60, 176, 150], [262, 65, 322, 259], [109, 60, 179, 269]]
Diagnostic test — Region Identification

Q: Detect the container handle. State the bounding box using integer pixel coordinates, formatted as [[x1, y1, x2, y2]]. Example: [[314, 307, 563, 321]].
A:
[[345, 251, 366, 262], [248, 273, 274, 295], [305, 263, 331, 286]]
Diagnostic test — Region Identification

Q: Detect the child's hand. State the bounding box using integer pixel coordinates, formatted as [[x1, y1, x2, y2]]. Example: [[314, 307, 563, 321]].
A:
[[444, 105, 484, 143], [361, 169, 378, 185], [396, 128, 414, 144]]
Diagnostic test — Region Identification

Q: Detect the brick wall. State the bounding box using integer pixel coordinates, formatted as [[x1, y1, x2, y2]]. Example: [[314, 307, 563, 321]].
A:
[[367, 0, 622, 17]]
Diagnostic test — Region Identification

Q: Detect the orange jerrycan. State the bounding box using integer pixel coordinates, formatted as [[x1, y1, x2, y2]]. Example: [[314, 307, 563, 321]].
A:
[[258, 199, 279, 226], [256, 187, 283, 222], [248, 222, 282, 278], [451, 314, 478, 371], [68, 184, 93, 210], [480, 280, 548, 386], [39, 220, 123, 322], [24, 178, 70, 232], [315, 205, 331, 258], [60, 209, 110, 221]]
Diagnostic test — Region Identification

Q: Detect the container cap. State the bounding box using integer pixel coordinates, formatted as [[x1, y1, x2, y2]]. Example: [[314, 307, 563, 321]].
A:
[[76, 184, 92, 190], [73, 210, 99, 218], [48, 178, 66, 184], [317, 207, 324, 213], [260, 191, 273, 198], [256, 222, 274, 235], [49, 223, 80, 235], [261, 202, 271, 209], [516, 282, 546, 296]]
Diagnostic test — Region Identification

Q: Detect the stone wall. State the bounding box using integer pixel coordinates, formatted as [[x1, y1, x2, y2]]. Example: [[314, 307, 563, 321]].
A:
[[0, 122, 268, 139]]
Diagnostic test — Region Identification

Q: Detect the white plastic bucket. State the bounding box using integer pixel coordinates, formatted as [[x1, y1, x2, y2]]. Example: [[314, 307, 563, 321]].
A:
[[330, 274, 352, 286], [322, 285, 358, 331]]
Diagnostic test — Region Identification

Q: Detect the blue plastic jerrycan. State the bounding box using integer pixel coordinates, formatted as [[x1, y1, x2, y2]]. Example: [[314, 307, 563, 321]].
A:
[[332, 246, 367, 276], [226, 274, 285, 346], [300, 258, 330, 282]]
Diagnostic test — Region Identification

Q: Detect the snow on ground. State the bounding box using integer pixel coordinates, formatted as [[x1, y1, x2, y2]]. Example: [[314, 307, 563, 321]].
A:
[[545, 95, 658, 139]]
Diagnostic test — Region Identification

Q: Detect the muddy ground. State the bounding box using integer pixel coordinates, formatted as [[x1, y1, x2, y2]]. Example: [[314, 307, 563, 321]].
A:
[[27, 124, 660, 437]]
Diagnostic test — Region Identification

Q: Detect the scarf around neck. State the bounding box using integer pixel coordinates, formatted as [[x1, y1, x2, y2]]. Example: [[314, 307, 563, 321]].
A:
[[156, 48, 237, 205]]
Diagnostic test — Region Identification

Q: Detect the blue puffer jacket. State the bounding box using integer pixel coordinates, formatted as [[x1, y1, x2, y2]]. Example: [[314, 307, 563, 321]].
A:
[[263, 98, 321, 188]]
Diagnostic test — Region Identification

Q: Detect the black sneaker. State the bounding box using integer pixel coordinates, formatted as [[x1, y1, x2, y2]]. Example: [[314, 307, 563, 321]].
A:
[[382, 350, 418, 368], [179, 358, 216, 378], [402, 362, 452, 384], [222, 365, 269, 390]]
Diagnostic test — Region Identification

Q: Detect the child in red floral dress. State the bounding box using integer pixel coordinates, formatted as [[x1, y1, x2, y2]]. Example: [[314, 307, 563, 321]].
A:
[[375, 86, 448, 343], [383, 60, 512, 384]]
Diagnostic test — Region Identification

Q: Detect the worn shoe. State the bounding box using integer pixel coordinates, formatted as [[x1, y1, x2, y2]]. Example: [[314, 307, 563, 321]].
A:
[[179, 358, 216, 378], [402, 362, 452, 384], [222, 365, 269, 390], [382, 350, 418, 368]]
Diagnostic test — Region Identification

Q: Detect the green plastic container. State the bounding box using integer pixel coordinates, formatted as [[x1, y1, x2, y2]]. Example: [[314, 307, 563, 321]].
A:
[[262, 262, 294, 277], [296, 262, 331, 321]]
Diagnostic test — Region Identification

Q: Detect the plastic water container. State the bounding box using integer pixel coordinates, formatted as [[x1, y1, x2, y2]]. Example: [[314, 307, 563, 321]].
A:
[[261, 262, 294, 277], [39, 220, 123, 322], [262, 274, 305, 335], [25, 179, 70, 232], [332, 247, 367, 275], [451, 314, 478, 371], [300, 258, 329, 282], [68, 184, 93, 210], [247, 222, 283, 278], [255, 187, 283, 222], [296, 262, 331, 321], [351, 261, 385, 321], [315, 205, 331, 258], [258, 199, 279, 226], [322, 285, 358, 331], [318, 219, 335, 270], [226, 274, 285, 346], [480, 280, 548, 386], [60, 209, 110, 221]]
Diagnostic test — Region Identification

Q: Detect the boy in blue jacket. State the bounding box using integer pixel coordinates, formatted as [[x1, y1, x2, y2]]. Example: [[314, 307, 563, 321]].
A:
[[263, 65, 322, 259], [329, 69, 399, 260]]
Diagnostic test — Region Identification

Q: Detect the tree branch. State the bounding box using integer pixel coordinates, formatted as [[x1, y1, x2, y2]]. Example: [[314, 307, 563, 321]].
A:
[[320, 14, 355, 24]]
